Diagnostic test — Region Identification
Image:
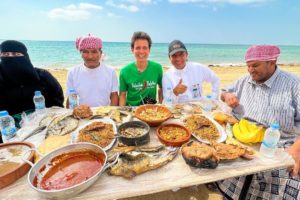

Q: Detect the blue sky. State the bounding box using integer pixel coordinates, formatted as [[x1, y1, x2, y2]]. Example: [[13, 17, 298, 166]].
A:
[[1, 0, 300, 45]]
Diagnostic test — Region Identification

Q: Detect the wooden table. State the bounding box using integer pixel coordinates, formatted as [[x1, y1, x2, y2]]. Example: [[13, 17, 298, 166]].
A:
[[0, 109, 295, 200]]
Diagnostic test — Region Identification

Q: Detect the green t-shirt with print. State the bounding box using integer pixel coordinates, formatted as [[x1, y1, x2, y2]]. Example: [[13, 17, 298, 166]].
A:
[[119, 60, 163, 106]]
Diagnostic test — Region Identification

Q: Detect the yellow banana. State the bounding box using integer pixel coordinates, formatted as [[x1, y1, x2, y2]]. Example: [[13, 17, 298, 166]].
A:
[[247, 121, 258, 133], [246, 121, 264, 143], [233, 119, 265, 144], [233, 123, 252, 143], [239, 119, 258, 143], [256, 126, 266, 142]]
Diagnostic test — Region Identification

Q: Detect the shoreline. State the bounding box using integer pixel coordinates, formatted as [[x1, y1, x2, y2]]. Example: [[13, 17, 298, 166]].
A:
[[208, 63, 300, 67], [41, 62, 300, 70], [48, 64, 300, 98]]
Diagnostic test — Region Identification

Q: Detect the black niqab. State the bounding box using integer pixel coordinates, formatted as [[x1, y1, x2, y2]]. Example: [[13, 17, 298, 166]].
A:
[[0, 40, 39, 84]]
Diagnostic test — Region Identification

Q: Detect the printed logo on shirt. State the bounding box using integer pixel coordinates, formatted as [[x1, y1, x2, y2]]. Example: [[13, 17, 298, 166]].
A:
[[192, 84, 201, 98], [131, 82, 144, 90], [146, 81, 156, 88], [131, 81, 156, 91]]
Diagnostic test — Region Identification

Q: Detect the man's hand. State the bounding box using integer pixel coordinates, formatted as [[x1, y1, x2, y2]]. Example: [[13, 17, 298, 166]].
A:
[[173, 79, 187, 96], [287, 138, 300, 177], [221, 92, 239, 108]]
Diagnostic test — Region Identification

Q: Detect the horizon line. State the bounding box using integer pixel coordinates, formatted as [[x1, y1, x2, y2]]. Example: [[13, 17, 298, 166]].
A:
[[0, 39, 300, 47]]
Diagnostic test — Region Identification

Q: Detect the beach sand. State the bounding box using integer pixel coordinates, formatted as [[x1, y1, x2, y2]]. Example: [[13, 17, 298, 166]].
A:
[[49, 64, 300, 98], [48, 64, 299, 200]]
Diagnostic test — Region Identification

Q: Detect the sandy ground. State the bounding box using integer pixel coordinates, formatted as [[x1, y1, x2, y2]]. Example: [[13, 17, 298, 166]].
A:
[[49, 64, 300, 97], [47, 64, 299, 200]]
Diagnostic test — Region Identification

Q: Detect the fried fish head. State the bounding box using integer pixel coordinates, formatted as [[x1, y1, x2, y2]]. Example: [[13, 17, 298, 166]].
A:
[[73, 105, 93, 119]]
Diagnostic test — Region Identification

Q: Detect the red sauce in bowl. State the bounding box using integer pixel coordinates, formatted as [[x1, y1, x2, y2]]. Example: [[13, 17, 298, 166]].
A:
[[36, 150, 105, 190]]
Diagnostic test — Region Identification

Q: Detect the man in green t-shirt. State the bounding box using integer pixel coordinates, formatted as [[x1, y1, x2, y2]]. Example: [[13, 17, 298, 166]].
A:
[[119, 31, 163, 106]]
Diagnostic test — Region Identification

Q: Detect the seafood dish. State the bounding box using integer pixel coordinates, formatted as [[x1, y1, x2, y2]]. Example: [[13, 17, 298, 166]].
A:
[[109, 145, 178, 179], [110, 109, 132, 125], [169, 104, 203, 119], [93, 106, 114, 115], [16, 125, 47, 141], [72, 119, 117, 151], [0, 142, 35, 189], [33, 150, 105, 190], [135, 104, 172, 126], [184, 115, 220, 142], [181, 141, 219, 169], [212, 111, 239, 125], [78, 122, 114, 148], [181, 141, 254, 169], [92, 107, 132, 124], [158, 125, 189, 142], [120, 126, 147, 138], [27, 143, 116, 199], [110, 109, 122, 123], [46, 114, 79, 137], [169, 104, 185, 119], [117, 121, 150, 146], [139, 107, 169, 121], [0, 144, 31, 176], [156, 123, 191, 147], [39, 113, 57, 127], [73, 105, 93, 119], [212, 143, 254, 160], [184, 114, 226, 144]]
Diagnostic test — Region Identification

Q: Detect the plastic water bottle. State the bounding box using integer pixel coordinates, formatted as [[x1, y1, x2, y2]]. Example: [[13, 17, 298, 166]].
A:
[[203, 95, 213, 113], [69, 89, 79, 109], [0, 110, 17, 143], [260, 123, 281, 158], [163, 87, 173, 105], [33, 91, 46, 115]]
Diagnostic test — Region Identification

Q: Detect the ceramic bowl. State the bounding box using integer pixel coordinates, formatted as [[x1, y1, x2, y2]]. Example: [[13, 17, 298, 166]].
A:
[[156, 123, 191, 147], [134, 104, 172, 127], [0, 142, 35, 189]]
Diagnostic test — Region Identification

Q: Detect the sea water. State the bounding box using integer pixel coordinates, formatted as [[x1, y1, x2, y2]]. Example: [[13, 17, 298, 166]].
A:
[[1, 40, 299, 69]]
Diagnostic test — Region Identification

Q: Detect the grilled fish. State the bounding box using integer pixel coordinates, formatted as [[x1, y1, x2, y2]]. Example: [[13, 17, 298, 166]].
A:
[[46, 114, 79, 137], [110, 109, 132, 124], [109, 145, 178, 179], [39, 113, 57, 127]]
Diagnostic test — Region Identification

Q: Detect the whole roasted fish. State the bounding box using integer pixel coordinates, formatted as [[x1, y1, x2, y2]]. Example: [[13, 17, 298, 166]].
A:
[[46, 114, 79, 137], [39, 113, 57, 127], [109, 145, 178, 179], [110, 109, 132, 124]]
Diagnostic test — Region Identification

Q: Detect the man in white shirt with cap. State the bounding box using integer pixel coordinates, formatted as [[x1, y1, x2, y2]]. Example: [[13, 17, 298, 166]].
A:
[[162, 40, 220, 103]]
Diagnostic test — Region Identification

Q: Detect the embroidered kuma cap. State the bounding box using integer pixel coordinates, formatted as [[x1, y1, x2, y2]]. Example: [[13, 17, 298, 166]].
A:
[[245, 45, 280, 62], [168, 40, 187, 56], [75, 34, 103, 51]]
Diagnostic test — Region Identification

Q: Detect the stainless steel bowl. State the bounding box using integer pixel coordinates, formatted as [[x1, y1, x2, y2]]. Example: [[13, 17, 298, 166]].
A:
[[23, 143, 118, 199]]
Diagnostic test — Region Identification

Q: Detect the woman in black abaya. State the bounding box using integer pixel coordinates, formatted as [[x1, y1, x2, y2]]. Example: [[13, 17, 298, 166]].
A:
[[0, 40, 64, 134]]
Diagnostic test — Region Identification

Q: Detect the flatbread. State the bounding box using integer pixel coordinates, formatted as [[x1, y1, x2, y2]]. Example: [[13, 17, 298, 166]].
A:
[[35, 134, 70, 162]]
